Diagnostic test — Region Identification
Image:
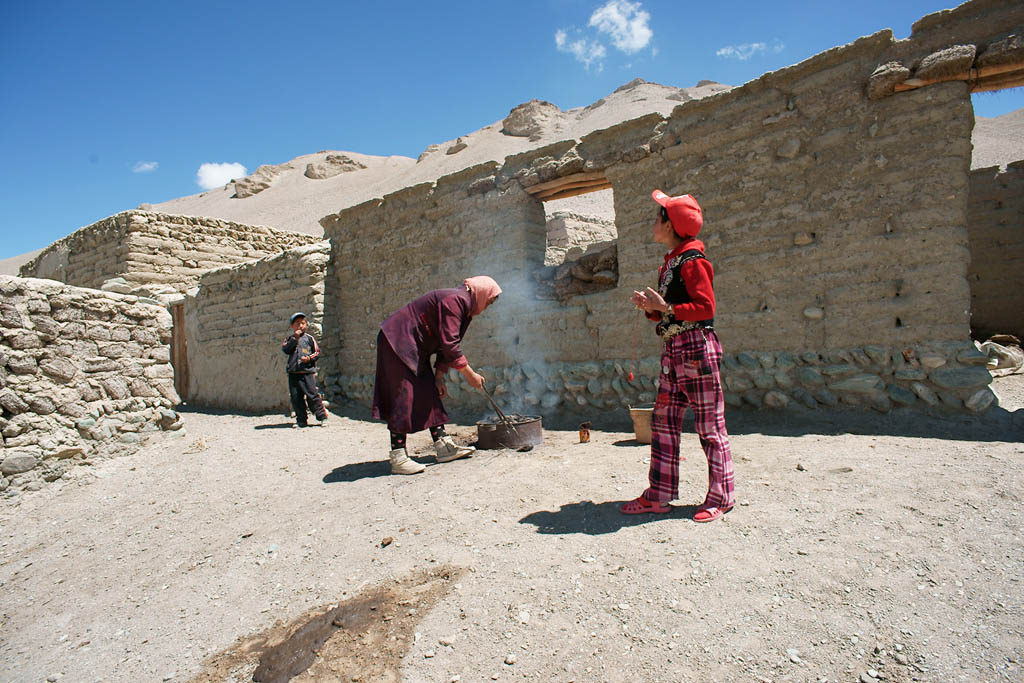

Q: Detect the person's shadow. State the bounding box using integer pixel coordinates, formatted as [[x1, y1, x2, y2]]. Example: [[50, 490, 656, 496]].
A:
[[254, 422, 297, 430], [322, 460, 392, 483], [519, 500, 700, 535]]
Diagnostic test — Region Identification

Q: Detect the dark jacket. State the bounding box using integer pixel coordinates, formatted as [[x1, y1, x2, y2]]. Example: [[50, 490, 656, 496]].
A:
[[379, 287, 472, 376], [282, 332, 320, 374]]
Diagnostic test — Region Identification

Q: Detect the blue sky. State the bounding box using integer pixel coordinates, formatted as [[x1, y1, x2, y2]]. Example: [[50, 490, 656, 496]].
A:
[[1, 0, 1021, 260]]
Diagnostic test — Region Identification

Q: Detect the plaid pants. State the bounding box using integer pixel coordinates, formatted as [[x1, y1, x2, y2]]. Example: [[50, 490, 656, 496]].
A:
[[643, 329, 735, 508]]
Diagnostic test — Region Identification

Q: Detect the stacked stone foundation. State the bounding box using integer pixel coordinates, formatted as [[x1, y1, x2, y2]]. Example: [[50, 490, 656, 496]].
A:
[[0, 275, 183, 496], [325, 338, 994, 424]]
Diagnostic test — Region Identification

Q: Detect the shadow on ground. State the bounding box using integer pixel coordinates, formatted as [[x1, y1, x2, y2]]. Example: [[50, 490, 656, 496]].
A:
[[324, 398, 1023, 443], [519, 500, 701, 535], [323, 461, 390, 483]]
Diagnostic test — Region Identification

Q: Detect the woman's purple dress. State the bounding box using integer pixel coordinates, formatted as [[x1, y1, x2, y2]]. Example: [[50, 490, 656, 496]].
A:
[[371, 287, 472, 434]]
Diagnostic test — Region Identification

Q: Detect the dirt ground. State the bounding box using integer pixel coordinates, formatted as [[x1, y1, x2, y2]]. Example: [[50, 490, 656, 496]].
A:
[[1, 377, 1022, 683]]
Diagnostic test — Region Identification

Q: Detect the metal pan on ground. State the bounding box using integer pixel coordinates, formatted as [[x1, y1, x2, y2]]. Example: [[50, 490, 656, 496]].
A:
[[476, 414, 543, 450]]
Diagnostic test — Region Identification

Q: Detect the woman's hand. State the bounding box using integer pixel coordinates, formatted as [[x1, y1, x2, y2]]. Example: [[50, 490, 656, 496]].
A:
[[632, 287, 668, 314], [460, 365, 485, 390], [435, 369, 448, 398]]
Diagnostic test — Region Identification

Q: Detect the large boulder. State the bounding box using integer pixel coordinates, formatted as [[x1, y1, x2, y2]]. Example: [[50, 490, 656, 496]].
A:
[[234, 163, 292, 198], [502, 99, 562, 140], [304, 153, 367, 180]]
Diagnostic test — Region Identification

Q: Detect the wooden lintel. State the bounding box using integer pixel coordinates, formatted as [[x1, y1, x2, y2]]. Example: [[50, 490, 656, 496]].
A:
[[893, 61, 1024, 93], [533, 178, 610, 199], [971, 69, 1024, 93], [536, 182, 614, 203], [524, 171, 608, 195]]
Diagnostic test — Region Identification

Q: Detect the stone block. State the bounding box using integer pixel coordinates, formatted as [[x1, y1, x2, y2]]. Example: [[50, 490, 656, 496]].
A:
[[39, 358, 77, 383], [867, 61, 910, 100], [27, 396, 56, 415], [791, 388, 817, 409], [965, 388, 995, 413], [737, 353, 760, 370], [911, 382, 939, 406], [919, 352, 947, 369], [0, 388, 30, 414], [1, 451, 39, 475], [894, 368, 927, 381], [726, 376, 754, 392], [828, 374, 884, 393], [886, 384, 917, 405], [6, 355, 38, 375], [795, 367, 825, 386], [929, 367, 991, 390], [813, 388, 838, 407], [956, 347, 989, 366]]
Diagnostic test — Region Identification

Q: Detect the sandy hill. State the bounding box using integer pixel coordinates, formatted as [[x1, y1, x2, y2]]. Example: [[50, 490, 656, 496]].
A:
[[4, 85, 1022, 275], [972, 106, 1024, 169], [151, 80, 733, 236]]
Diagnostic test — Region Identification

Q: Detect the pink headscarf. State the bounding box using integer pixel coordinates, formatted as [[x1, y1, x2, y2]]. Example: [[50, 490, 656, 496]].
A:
[[464, 276, 502, 316]]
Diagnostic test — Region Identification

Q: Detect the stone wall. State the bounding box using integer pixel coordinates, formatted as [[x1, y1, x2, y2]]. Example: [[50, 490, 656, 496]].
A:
[[316, 1, 1024, 419], [967, 161, 1024, 340], [183, 243, 330, 412], [18, 210, 322, 294], [0, 275, 184, 496]]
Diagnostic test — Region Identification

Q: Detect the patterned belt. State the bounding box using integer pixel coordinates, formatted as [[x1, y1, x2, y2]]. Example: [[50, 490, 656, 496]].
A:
[[657, 319, 711, 340]]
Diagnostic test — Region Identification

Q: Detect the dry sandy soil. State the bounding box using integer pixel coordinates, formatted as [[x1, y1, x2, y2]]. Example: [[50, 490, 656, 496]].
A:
[[1, 377, 1022, 683]]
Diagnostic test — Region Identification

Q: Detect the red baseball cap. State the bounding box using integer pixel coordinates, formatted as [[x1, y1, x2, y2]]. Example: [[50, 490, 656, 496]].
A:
[[652, 190, 703, 237]]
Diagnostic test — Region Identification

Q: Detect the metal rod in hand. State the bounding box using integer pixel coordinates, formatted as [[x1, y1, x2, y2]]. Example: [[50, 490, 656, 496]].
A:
[[480, 381, 518, 433], [479, 382, 512, 423]]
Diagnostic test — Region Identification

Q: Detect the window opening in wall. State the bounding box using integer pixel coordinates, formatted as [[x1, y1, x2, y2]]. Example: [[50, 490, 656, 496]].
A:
[[526, 173, 618, 301]]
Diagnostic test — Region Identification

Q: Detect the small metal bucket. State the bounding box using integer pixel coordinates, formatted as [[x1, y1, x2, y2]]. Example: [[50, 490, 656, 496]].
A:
[[476, 415, 543, 450]]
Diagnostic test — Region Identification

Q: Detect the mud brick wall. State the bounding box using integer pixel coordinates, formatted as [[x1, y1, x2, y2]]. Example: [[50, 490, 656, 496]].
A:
[[317, 13, 1013, 418], [967, 161, 1024, 340], [183, 243, 330, 412], [319, 166, 561, 403], [0, 275, 184, 496], [19, 211, 322, 293]]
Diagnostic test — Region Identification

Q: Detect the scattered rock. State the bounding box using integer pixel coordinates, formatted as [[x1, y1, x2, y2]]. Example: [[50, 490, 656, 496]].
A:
[[304, 154, 366, 180], [1, 451, 39, 475], [100, 278, 133, 294], [234, 163, 291, 198], [915, 44, 976, 81], [502, 99, 561, 139], [381, 536, 394, 548], [868, 61, 910, 99]]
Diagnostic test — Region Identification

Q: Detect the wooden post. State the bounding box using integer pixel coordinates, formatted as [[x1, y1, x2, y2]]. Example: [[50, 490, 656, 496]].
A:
[[170, 302, 189, 402]]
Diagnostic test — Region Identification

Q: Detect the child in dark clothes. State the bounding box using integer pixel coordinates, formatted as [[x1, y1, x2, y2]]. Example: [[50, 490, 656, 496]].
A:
[[282, 312, 328, 427]]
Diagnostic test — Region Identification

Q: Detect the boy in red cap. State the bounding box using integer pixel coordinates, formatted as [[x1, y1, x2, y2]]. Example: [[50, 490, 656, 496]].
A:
[[621, 190, 735, 522]]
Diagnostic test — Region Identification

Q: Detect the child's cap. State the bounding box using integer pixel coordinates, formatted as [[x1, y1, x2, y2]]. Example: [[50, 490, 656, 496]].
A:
[[289, 312, 307, 324], [652, 190, 703, 237]]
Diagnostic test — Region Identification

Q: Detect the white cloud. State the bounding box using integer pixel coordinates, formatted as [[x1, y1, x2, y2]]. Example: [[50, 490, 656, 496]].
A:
[[196, 162, 247, 190], [716, 41, 784, 61], [588, 0, 652, 54], [555, 29, 607, 71], [132, 161, 158, 173]]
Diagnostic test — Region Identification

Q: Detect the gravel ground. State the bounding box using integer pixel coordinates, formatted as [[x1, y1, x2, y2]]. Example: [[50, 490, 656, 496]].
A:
[[1, 377, 1022, 683]]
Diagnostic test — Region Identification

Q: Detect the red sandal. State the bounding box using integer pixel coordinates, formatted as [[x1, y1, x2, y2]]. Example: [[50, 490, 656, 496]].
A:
[[693, 505, 733, 523], [620, 496, 671, 515]]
